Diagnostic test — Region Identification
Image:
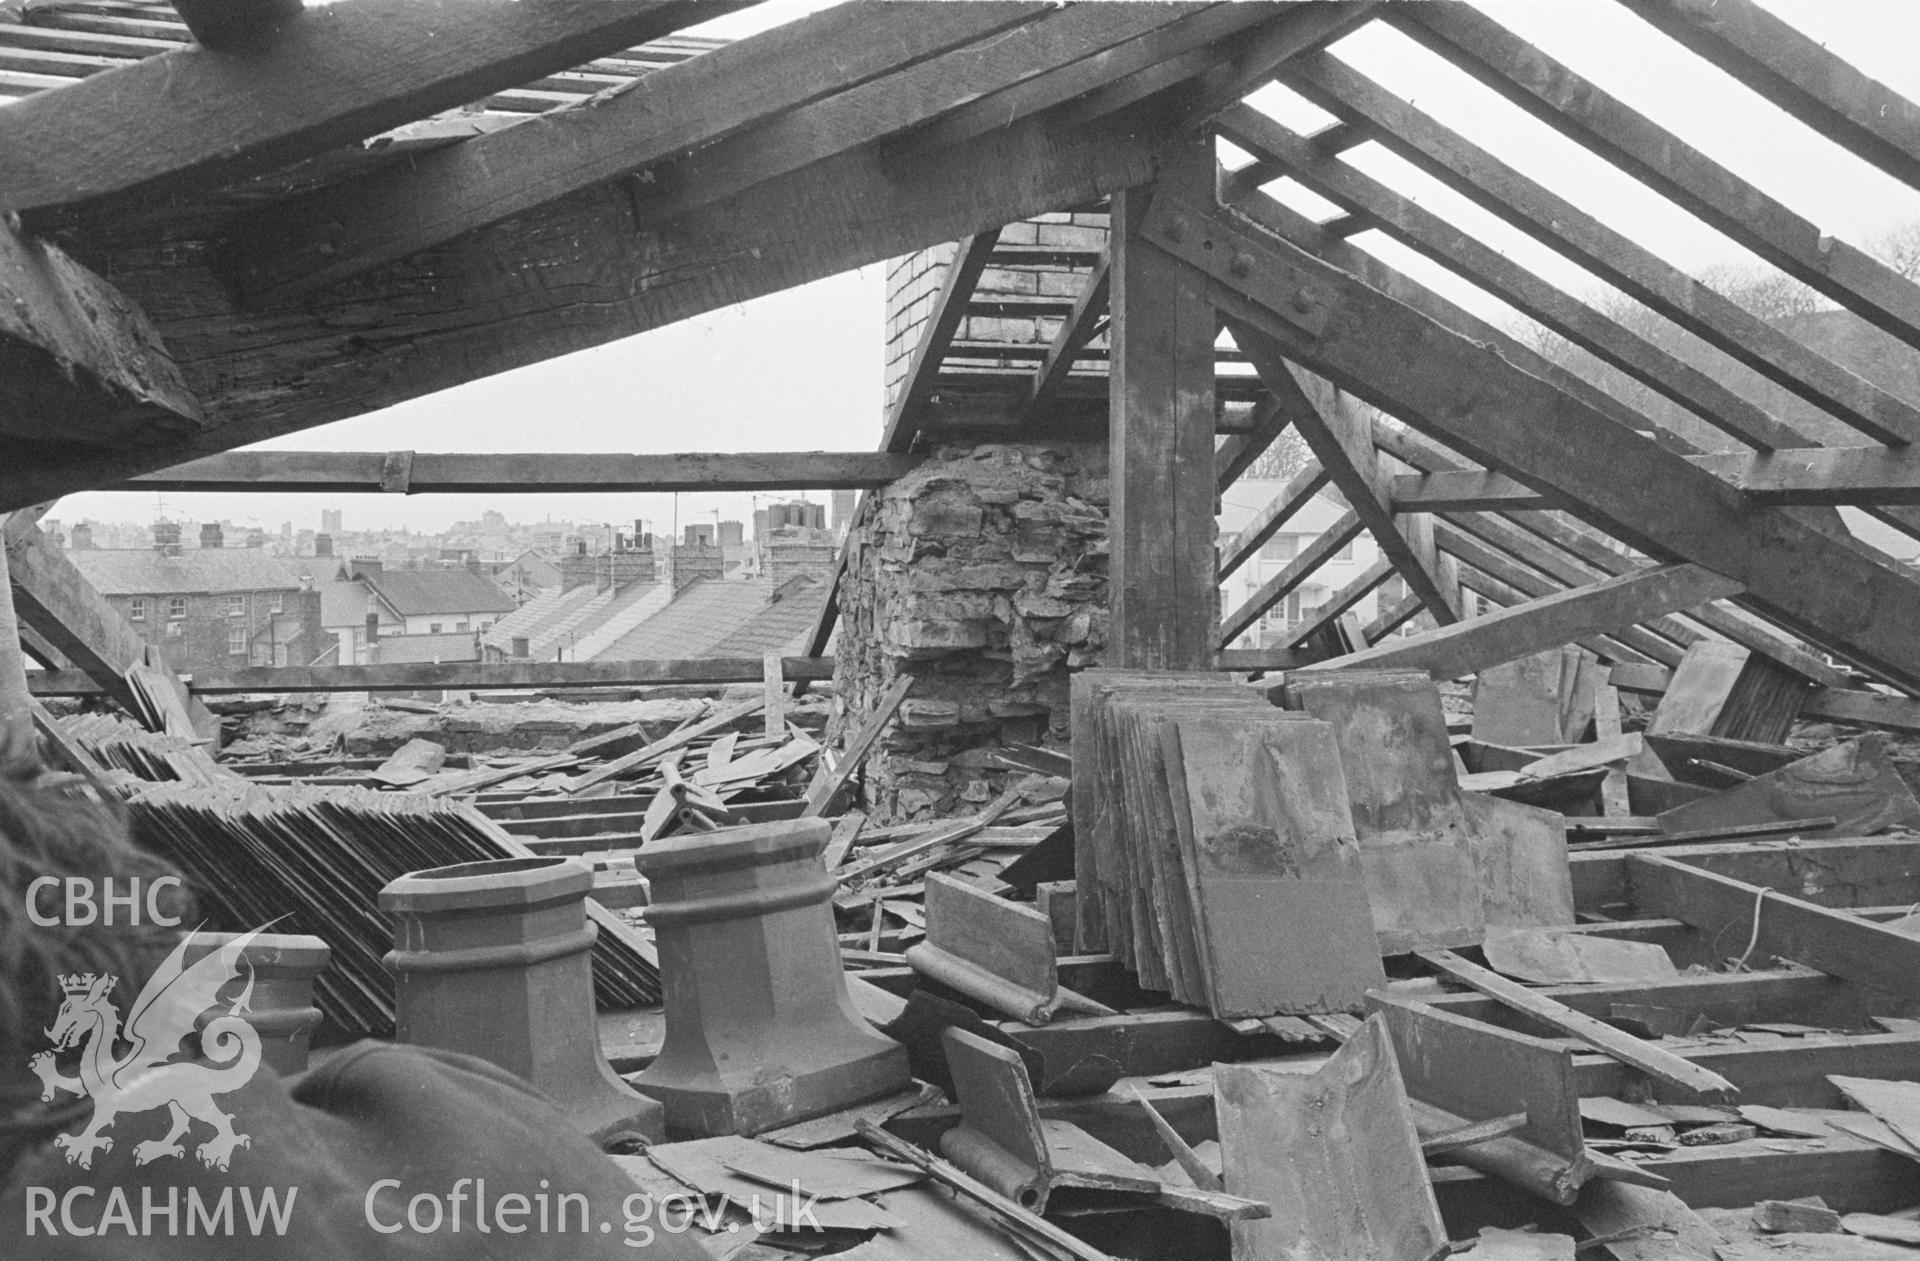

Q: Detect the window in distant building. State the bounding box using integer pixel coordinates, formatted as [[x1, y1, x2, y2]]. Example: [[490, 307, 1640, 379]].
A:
[[1259, 534, 1301, 562], [429, 622, 444, 634], [1332, 540, 1355, 562], [268, 593, 284, 614], [227, 594, 246, 617], [166, 597, 187, 619], [165, 622, 184, 639], [228, 627, 247, 655], [273, 645, 288, 667], [455, 621, 470, 633], [128, 598, 146, 622]]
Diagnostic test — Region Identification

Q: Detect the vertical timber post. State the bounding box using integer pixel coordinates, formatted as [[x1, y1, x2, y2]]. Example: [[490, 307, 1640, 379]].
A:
[[1109, 136, 1218, 669], [0, 515, 33, 734]]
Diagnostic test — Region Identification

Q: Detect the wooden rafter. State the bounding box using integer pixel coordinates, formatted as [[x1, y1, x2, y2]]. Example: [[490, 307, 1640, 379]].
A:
[[1219, 457, 1329, 580], [225, 2, 1047, 302], [1378, 412, 1857, 690], [1281, 50, 1920, 450], [1278, 558, 1394, 652], [1230, 321, 1460, 623], [170, 0, 303, 50], [2, 0, 725, 226], [1, 98, 1184, 512], [1218, 104, 1819, 451], [1397, 446, 1920, 510], [1148, 191, 1920, 691], [122, 450, 924, 494], [1220, 509, 1365, 647], [1024, 253, 1109, 418], [1619, 0, 1920, 195], [1290, 564, 1740, 684], [1395, 4, 1920, 357]]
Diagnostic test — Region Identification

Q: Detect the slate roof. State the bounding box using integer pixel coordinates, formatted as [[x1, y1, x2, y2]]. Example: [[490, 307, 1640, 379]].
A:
[[591, 578, 784, 662], [69, 548, 303, 596], [708, 577, 832, 658], [364, 569, 515, 618]]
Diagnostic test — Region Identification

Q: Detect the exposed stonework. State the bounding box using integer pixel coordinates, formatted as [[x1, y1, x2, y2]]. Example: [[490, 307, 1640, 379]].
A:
[[832, 442, 1108, 821]]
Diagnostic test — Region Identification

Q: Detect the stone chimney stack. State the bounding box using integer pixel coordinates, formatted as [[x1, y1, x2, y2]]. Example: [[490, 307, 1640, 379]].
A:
[[153, 521, 182, 556], [70, 523, 93, 550], [200, 523, 223, 549], [315, 533, 333, 557]]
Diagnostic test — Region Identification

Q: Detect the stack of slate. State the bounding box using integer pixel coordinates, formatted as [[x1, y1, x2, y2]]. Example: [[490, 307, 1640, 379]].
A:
[[1069, 670, 1384, 1018], [126, 781, 661, 1034]]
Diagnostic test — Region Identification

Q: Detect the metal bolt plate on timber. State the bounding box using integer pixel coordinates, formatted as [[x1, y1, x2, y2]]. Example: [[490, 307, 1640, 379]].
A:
[[1139, 196, 1333, 339], [378, 450, 414, 494]]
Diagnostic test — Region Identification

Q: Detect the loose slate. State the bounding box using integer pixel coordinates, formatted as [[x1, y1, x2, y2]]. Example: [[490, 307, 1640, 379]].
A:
[[1482, 928, 1679, 985], [1216, 1015, 1447, 1261]]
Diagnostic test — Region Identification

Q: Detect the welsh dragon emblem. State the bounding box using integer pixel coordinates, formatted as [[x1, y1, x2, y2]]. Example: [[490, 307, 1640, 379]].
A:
[[27, 927, 268, 1172]]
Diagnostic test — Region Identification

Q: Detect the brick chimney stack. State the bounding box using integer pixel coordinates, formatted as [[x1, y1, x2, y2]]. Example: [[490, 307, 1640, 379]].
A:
[[200, 523, 223, 549]]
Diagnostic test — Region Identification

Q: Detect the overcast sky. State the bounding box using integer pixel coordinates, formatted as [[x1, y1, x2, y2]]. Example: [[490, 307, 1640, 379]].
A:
[[65, 0, 1920, 542]]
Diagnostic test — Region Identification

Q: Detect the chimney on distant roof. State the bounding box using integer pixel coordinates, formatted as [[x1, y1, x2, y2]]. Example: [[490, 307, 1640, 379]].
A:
[[152, 521, 182, 557], [200, 523, 223, 549], [315, 532, 333, 557], [70, 523, 93, 550], [348, 556, 383, 581]]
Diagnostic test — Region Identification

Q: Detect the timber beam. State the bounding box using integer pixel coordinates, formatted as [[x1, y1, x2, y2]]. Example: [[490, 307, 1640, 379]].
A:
[[1, 0, 726, 226], [1219, 457, 1328, 579], [1392, 4, 1920, 358], [1288, 564, 1739, 682], [1612, 663, 1920, 736], [1145, 191, 1920, 692], [30, 655, 837, 697], [1397, 447, 1920, 510], [1109, 138, 1218, 670], [1232, 323, 1460, 622], [1, 74, 1188, 512], [1220, 510, 1365, 647], [122, 450, 924, 495], [1281, 47, 1920, 449], [0, 219, 204, 449], [1619, 0, 1920, 195]]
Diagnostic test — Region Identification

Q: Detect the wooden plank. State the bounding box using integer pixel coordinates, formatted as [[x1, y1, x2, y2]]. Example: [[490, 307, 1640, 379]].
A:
[[30, 655, 835, 697], [122, 450, 924, 494], [1290, 566, 1740, 683], [1418, 949, 1739, 1100], [1233, 325, 1459, 622], [1621, 0, 1920, 194], [2, 0, 722, 224], [0, 217, 203, 448], [1394, 4, 1920, 359], [1108, 137, 1217, 670], [1628, 853, 1920, 997], [1218, 457, 1329, 580], [565, 695, 764, 796], [1282, 46, 1920, 449], [1, 78, 1181, 513], [1803, 687, 1920, 735], [803, 675, 914, 816], [223, 2, 1047, 302], [761, 652, 785, 742], [1146, 193, 1920, 693], [1648, 642, 1751, 738]]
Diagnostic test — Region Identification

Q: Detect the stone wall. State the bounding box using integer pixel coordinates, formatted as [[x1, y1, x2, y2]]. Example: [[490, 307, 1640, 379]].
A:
[[831, 442, 1108, 821]]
